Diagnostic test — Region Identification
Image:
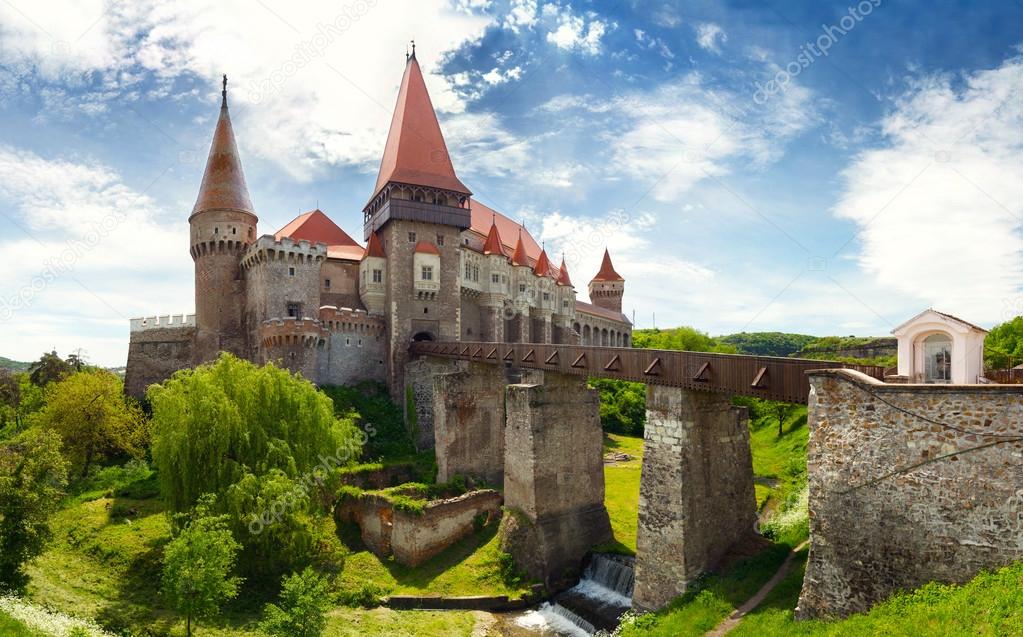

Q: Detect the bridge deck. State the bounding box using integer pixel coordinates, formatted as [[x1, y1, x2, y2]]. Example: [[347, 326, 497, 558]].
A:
[[410, 341, 886, 404]]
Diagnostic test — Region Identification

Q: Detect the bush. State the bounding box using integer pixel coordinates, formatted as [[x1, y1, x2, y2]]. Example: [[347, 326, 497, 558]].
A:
[[260, 567, 332, 637], [321, 382, 414, 459]]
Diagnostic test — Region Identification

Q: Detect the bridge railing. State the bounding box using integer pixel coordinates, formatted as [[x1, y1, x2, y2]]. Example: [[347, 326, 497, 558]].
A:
[[409, 341, 887, 404]]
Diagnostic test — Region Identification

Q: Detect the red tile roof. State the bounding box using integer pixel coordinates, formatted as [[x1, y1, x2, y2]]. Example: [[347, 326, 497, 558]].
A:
[[576, 300, 631, 324], [414, 240, 440, 255], [275, 209, 359, 247], [192, 97, 254, 217], [365, 230, 385, 258], [470, 200, 541, 261], [327, 245, 367, 261], [557, 256, 572, 287], [591, 249, 624, 282], [372, 54, 470, 199], [481, 218, 505, 256], [533, 248, 553, 277], [510, 231, 530, 267]]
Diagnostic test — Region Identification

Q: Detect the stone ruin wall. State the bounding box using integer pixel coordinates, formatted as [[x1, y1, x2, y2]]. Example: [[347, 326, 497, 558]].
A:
[[798, 369, 1023, 618], [124, 319, 195, 397]]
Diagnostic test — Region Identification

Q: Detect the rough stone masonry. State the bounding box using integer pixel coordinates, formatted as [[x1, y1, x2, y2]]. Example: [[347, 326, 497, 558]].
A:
[[797, 369, 1023, 619]]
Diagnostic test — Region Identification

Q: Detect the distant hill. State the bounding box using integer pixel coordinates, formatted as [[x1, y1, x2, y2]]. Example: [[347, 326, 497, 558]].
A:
[[717, 332, 818, 357], [0, 356, 30, 372]]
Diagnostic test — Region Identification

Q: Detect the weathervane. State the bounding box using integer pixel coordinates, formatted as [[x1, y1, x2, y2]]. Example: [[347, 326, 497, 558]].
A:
[[222, 74, 228, 107]]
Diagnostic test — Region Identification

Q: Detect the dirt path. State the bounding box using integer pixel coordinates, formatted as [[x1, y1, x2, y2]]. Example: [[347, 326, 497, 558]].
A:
[[705, 541, 809, 637]]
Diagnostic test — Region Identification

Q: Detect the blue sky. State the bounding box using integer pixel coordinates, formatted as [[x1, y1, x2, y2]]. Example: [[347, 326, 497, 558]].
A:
[[2, 0, 1023, 366]]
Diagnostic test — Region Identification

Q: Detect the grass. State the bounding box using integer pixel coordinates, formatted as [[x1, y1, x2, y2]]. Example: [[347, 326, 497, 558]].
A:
[[599, 432, 644, 554], [0, 610, 43, 636]]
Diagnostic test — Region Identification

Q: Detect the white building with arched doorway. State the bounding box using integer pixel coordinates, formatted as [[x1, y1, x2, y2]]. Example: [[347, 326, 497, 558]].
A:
[[892, 309, 988, 384]]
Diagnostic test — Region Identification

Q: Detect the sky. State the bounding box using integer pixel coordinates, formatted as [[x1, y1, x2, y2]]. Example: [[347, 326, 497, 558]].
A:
[[1, 0, 1023, 367]]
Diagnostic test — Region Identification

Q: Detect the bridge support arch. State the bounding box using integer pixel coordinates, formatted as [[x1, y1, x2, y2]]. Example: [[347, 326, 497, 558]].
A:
[[632, 386, 758, 611], [500, 371, 613, 590]]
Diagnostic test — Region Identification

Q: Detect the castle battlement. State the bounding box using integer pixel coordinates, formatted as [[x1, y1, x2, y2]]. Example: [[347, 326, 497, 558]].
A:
[[259, 316, 328, 349], [130, 314, 196, 332], [318, 305, 386, 333], [241, 235, 329, 269]]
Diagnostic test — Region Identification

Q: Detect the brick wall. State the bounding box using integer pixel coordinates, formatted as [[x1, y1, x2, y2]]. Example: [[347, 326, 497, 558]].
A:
[[797, 369, 1023, 618]]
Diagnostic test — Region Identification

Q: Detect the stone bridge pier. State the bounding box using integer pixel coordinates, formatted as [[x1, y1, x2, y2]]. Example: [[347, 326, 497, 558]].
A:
[[432, 361, 509, 486], [500, 371, 613, 590], [632, 386, 757, 611]]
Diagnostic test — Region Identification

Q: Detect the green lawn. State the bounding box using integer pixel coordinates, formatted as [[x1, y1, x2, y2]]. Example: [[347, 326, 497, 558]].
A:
[[600, 433, 644, 554], [0, 610, 43, 637]]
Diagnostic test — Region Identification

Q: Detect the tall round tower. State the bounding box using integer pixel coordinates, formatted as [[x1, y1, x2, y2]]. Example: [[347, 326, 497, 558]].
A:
[[189, 76, 257, 363], [588, 249, 625, 313]]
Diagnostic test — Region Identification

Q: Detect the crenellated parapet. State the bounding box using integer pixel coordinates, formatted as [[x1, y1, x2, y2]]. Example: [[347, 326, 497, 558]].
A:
[[260, 317, 328, 349], [130, 314, 196, 332], [318, 305, 386, 334], [241, 235, 329, 270]]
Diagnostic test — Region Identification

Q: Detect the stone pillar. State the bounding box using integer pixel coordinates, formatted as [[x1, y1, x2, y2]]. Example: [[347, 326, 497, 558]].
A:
[[632, 386, 757, 611], [500, 371, 612, 590], [404, 357, 460, 451], [529, 310, 552, 344], [480, 305, 504, 343], [432, 362, 507, 486]]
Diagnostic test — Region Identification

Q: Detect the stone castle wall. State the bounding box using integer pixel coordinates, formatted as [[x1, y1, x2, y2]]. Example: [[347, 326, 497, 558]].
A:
[[797, 369, 1023, 619], [125, 326, 195, 397]]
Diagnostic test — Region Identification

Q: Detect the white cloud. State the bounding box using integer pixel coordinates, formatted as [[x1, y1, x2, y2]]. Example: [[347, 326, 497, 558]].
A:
[[544, 6, 608, 55], [833, 54, 1023, 325], [0, 145, 190, 365], [503, 0, 538, 31], [695, 22, 727, 54]]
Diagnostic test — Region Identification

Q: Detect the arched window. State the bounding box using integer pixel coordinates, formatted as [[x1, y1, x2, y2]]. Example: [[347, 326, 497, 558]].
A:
[[922, 333, 952, 383], [583, 325, 591, 345]]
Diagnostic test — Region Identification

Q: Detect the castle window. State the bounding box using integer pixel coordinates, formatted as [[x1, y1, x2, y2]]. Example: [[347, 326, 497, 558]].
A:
[[286, 302, 301, 318], [436, 234, 444, 246], [358, 339, 363, 347], [231, 227, 236, 235], [492, 273, 500, 284], [289, 267, 295, 276], [465, 263, 471, 279], [424, 307, 429, 314], [519, 283, 526, 293], [463, 238, 469, 245], [372, 269, 382, 283], [346, 338, 351, 346], [214, 227, 219, 234], [324, 278, 331, 289], [473, 265, 479, 282], [408, 232, 417, 242], [421, 265, 433, 281], [563, 300, 569, 307], [543, 292, 550, 301]]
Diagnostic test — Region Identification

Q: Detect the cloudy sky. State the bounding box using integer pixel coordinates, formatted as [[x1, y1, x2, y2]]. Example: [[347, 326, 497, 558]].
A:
[[1, 0, 1022, 366]]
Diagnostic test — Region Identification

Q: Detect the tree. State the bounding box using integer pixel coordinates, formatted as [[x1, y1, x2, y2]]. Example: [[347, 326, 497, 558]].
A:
[[984, 317, 1023, 370], [0, 428, 68, 592], [259, 567, 333, 637], [162, 495, 242, 637], [33, 369, 147, 478], [775, 402, 792, 437], [27, 351, 71, 387]]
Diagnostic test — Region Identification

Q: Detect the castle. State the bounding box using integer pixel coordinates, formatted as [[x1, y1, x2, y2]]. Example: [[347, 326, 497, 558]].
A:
[[125, 50, 632, 398]]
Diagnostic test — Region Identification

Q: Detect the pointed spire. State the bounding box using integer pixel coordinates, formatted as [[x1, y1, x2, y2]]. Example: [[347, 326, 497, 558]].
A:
[[365, 229, 386, 258], [482, 216, 505, 256], [533, 248, 553, 277], [372, 50, 470, 199], [557, 255, 573, 287], [192, 76, 254, 217], [511, 230, 529, 267], [591, 248, 624, 282]]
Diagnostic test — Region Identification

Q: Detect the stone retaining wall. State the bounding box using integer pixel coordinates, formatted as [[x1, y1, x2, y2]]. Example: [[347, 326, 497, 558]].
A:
[[797, 369, 1023, 618]]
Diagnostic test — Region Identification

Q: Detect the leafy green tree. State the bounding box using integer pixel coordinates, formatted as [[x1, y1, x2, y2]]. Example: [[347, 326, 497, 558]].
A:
[[260, 567, 333, 637], [33, 369, 147, 478], [591, 379, 647, 436], [162, 495, 242, 637], [27, 351, 71, 387], [0, 428, 68, 592], [717, 332, 818, 357], [321, 382, 413, 458], [984, 317, 1023, 370], [632, 327, 737, 353]]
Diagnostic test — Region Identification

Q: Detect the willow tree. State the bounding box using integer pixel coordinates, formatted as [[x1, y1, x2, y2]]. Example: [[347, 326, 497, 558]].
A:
[[148, 354, 362, 515]]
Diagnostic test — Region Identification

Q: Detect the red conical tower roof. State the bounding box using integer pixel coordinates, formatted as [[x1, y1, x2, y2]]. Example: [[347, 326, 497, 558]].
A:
[[533, 248, 553, 277], [591, 248, 624, 282], [192, 76, 254, 217], [510, 231, 529, 267], [557, 256, 573, 286], [365, 229, 385, 258], [482, 217, 505, 256], [372, 51, 470, 199]]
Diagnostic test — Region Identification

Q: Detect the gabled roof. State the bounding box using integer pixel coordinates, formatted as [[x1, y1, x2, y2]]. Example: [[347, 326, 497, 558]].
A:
[[327, 245, 367, 261], [275, 209, 359, 247], [414, 240, 440, 255], [192, 85, 254, 217], [510, 231, 530, 267], [557, 256, 573, 287], [372, 53, 470, 199], [481, 218, 505, 256], [891, 308, 988, 335], [591, 249, 624, 282], [364, 230, 385, 258], [576, 300, 631, 324], [533, 249, 553, 277], [470, 200, 542, 260]]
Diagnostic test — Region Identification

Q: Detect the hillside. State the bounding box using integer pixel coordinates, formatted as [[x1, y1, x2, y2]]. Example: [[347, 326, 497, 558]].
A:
[[0, 356, 30, 372]]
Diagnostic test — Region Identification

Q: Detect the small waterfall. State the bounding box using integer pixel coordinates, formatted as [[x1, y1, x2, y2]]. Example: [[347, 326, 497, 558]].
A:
[[513, 554, 635, 636]]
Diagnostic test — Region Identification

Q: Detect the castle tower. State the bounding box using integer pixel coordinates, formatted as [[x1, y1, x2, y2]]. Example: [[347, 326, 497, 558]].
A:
[[588, 249, 624, 313], [359, 229, 387, 315], [189, 76, 258, 363], [363, 47, 472, 395]]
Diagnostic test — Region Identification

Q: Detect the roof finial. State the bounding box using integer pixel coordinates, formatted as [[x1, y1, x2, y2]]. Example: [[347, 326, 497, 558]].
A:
[[410, 39, 416, 59], [222, 74, 228, 108]]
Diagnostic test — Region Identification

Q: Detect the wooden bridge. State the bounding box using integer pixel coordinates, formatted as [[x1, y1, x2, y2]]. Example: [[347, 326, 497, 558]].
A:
[[410, 341, 886, 404]]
